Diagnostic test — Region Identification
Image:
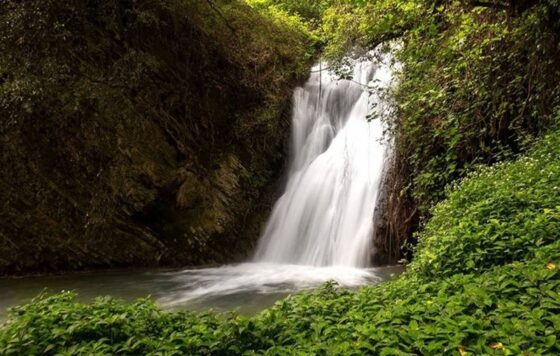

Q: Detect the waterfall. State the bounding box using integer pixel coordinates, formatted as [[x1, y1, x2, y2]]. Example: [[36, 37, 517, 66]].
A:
[[155, 55, 397, 306], [255, 56, 392, 267]]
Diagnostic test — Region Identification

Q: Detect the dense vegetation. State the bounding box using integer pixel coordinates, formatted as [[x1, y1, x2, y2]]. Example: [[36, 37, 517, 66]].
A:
[[0, 0, 314, 274], [2, 127, 560, 354], [370, 0, 560, 260]]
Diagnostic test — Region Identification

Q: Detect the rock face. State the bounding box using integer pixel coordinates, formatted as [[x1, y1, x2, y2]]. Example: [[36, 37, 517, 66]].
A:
[[0, 0, 312, 275], [371, 151, 418, 266]]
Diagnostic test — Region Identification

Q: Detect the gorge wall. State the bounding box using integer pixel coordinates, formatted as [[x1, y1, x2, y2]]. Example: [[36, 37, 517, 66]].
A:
[[0, 0, 314, 275]]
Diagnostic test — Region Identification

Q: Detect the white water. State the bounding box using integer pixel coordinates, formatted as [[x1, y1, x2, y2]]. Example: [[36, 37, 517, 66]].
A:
[[158, 263, 382, 309], [153, 56, 396, 306], [255, 58, 391, 267]]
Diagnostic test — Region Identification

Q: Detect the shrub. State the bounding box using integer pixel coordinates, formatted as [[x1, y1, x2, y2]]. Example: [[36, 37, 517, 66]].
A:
[[410, 130, 560, 277]]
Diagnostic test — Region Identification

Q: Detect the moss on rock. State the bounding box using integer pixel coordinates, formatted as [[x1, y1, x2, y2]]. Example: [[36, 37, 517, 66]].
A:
[[0, 0, 315, 275]]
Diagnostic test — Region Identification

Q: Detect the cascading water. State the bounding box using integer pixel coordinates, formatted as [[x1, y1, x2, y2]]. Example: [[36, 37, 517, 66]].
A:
[[155, 54, 399, 310], [255, 58, 391, 267]]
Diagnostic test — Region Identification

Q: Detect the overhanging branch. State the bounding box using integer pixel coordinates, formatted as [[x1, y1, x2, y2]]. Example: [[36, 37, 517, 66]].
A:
[[204, 0, 237, 35]]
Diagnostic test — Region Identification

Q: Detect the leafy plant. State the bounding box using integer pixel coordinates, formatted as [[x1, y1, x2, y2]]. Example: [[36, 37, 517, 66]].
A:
[[410, 129, 560, 277]]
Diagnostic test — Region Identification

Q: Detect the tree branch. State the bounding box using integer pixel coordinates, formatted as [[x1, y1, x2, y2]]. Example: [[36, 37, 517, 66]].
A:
[[204, 0, 237, 35]]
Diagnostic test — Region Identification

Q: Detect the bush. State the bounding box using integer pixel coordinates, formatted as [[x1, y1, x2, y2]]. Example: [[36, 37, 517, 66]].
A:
[[410, 130, 560, 278]]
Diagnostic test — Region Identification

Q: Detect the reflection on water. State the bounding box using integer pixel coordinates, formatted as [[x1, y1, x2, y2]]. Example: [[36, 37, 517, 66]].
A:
[[0, 264, 403, 322]]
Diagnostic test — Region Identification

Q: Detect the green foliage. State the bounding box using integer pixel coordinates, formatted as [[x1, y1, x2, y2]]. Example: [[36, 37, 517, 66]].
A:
[[388, 1, 560, 214], [0, 292, 228, 355], [411, 129, 560, 277], [322, 0, 424, 59], [2, 248, 559, 354], [3, 131, 560, 354], [245, 0, 330, 27]]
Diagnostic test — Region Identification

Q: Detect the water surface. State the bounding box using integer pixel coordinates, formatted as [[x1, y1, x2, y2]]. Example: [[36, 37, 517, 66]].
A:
[[1, 264, 403, 322]]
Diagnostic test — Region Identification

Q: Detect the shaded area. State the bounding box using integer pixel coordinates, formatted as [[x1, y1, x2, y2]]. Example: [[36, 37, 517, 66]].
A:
[[0, 0, 314, 275]]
